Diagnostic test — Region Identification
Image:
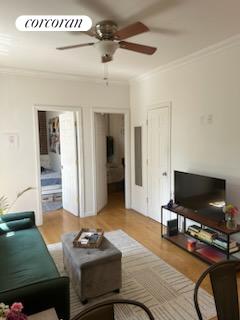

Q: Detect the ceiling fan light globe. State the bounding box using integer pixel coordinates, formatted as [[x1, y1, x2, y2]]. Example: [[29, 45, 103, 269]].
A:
[[94, 40, 119, 58]]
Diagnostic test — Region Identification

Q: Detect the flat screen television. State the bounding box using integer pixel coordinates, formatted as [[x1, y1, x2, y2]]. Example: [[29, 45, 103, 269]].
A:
[[174, 171, 226, 220]]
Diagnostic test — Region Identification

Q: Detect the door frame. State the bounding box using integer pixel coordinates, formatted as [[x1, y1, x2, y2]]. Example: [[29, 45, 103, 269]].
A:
[[33, 104, 84, 225], [147, 102, 172, 220], [91, 107, 131, 213]]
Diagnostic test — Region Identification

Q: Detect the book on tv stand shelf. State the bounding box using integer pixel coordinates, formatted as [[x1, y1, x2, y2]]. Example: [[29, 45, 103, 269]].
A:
[[196, 247, 226, 263], [167, 219, 178, 236]]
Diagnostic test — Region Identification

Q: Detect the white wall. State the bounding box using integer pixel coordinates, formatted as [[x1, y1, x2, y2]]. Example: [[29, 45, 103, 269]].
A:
[[130, 39, 240, 215], [46, 110, 63, 173], [0, 73, 129, 224]]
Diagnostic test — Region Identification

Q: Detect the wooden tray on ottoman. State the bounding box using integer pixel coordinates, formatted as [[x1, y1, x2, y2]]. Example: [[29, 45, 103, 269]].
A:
[[73, 228, 104, 248]]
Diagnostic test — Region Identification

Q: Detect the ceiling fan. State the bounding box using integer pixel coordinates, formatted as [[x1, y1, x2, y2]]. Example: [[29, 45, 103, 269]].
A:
[[56, 20, 157, 63]]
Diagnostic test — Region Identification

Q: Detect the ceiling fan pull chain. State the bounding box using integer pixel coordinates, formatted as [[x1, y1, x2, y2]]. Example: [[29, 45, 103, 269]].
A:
[[103, 63, 109, 86]]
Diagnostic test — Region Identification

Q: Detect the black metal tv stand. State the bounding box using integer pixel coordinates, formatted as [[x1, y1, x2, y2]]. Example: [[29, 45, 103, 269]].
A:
[[161, 204, 240, 265]]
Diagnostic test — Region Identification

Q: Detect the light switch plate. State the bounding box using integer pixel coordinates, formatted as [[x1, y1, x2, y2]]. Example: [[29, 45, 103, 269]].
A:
[[3, 132, 19, 149]]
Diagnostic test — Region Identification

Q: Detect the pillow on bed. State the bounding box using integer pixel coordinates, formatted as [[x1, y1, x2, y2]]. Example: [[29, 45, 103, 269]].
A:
[[0, 218, 33, 235]]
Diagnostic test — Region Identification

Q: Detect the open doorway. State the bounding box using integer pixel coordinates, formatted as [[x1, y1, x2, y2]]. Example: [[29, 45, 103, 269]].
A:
[[37, 109, 79, 216], [106, 114, 125, 194], [94, 110, 130, 213], [38, 111, 62, 213]]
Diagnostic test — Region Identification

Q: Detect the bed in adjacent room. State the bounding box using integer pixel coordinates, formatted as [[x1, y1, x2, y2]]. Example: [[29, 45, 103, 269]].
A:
[[41, 169, 62, 212]]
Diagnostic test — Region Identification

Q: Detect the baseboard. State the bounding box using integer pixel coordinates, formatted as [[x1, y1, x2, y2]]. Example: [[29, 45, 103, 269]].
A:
[[84, 210, 96, 217], [131, 205, 147, 216]]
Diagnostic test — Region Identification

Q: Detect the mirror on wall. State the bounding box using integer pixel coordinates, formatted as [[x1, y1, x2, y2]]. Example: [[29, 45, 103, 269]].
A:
[[134, 126, 143, 186]]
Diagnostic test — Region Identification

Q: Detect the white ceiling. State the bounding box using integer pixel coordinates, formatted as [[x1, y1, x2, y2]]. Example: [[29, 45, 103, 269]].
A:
[[1, 0, 240, 80]]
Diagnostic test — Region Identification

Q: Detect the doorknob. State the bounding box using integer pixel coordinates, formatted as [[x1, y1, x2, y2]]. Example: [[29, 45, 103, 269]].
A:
[[162, 172, 167, 176]]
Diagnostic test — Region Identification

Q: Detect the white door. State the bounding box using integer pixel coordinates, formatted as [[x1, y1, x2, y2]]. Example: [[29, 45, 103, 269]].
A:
[[95, 113, 108, 213], [147, 107, 170, 223], [59, 112, 79, 216]]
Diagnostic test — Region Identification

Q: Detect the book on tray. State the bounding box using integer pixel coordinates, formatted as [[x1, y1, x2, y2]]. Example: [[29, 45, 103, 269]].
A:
[[79, 231, 101, 245]]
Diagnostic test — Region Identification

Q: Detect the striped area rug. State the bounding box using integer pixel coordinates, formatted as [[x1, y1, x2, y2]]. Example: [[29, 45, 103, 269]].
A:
[[48, 230, 216, 320]]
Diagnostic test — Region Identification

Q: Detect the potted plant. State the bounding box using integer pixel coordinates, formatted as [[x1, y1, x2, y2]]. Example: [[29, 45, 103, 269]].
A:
[[223, 204, 239, 229], [0, 196, 8, 215], [0, 187, 33, 216]]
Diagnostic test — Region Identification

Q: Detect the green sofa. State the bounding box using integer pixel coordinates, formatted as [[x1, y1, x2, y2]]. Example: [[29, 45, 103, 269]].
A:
[[0, 212, 70, 320]]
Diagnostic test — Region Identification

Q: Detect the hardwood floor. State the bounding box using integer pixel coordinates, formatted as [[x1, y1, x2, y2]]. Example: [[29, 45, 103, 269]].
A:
[[39, 192, 212, 292]]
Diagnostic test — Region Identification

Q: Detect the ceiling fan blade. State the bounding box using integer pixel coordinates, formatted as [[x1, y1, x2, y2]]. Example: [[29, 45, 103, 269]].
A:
[[102, 55, 113, 63], [56, 42, 95, 50], [119, 41, 157, 55], [115, 22, 149, 40]]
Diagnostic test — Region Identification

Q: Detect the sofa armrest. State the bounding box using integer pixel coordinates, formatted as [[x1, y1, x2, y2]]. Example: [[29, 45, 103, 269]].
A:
[[0, 276, 70, 320], [0, 211, 35, 226], [0, 218, 35, 235]]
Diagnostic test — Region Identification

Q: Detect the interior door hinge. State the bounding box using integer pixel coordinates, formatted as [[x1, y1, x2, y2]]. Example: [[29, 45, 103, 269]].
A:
[[146, 119, 148, 126], [146, 197, 149, 203]]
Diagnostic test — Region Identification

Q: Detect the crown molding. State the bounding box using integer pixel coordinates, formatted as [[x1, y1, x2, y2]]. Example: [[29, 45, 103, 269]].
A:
[[2, 33, 240, 86], [0, 66, 129, 86], [131, 34, 240, 83]]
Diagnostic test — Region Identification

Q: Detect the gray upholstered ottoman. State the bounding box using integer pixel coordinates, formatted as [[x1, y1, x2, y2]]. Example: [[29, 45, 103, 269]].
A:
[[61, 232, 122, 303]]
